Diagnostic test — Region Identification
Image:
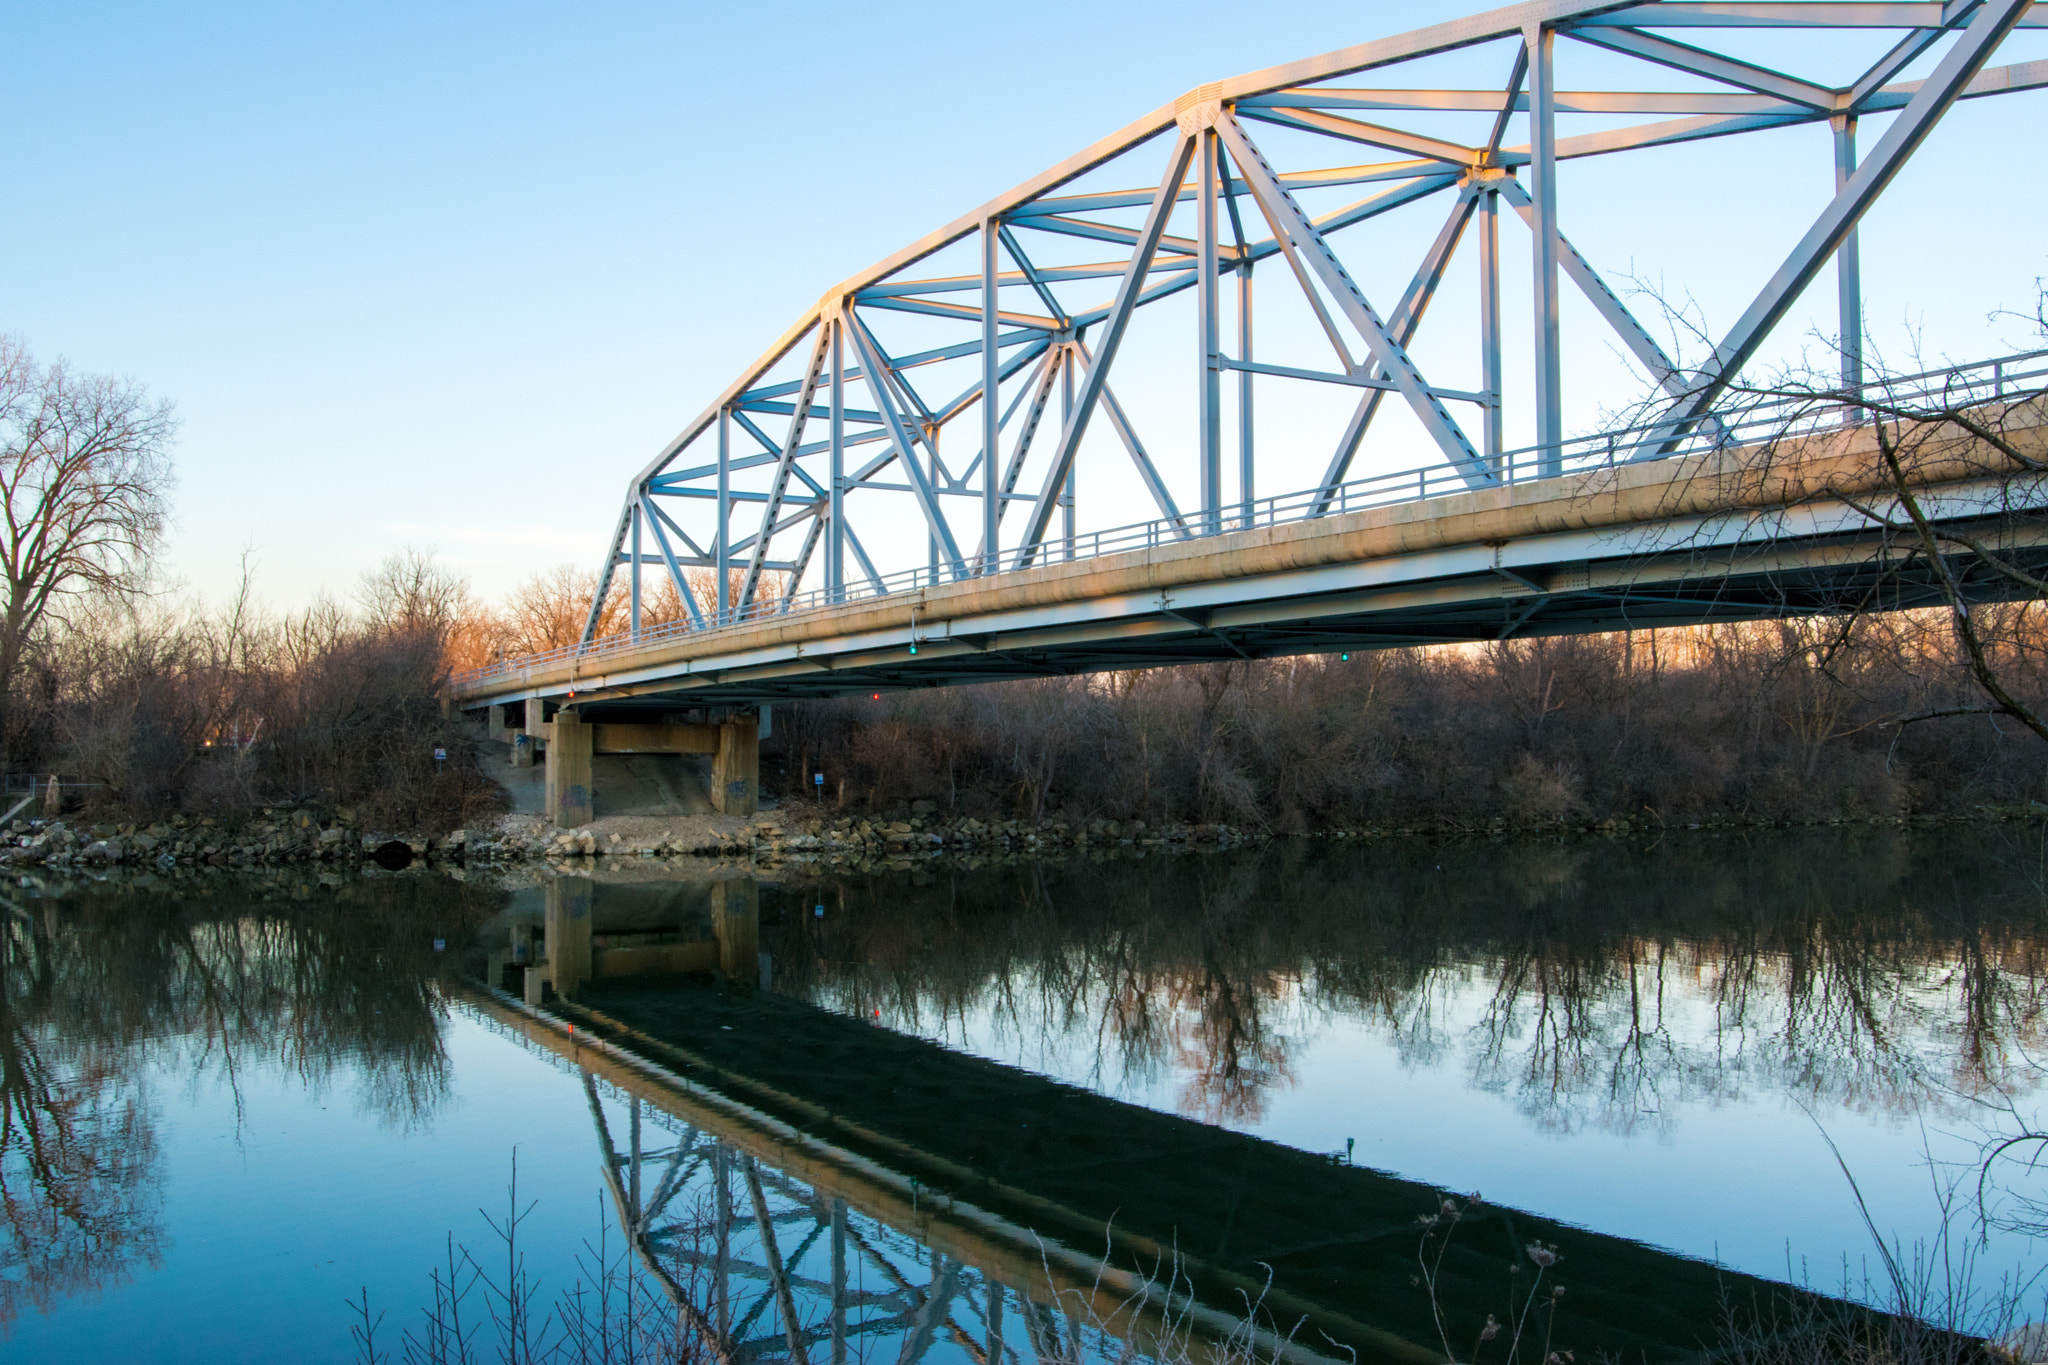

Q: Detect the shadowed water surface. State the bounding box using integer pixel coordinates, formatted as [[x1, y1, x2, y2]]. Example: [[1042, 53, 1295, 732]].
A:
[[1, 829, 2045, 1362]]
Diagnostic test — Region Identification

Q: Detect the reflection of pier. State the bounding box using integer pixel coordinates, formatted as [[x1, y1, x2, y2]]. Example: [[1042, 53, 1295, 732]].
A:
[[485, 872, 767, 1005]]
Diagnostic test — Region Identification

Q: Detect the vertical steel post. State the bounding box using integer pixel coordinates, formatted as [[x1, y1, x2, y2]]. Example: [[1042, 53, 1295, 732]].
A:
[[1832, 114, 1864, 395], [1237, 260, 1254, 526], [982, 219, 1001, 575], [628, 1098, 642, 1214], [986, 1276, 1004, 1365], [1060, 350, 1075, 559], [828, 317, 845, 602], [714, 1145, 731, 1337], [831, 1200, 847, 1365], [716, 408, 732, 624], [1196, 129, 1222, 535], [629, 498, 643, 640], [1526, 24, 1562, 476], [1479, 185, 1504, 474]]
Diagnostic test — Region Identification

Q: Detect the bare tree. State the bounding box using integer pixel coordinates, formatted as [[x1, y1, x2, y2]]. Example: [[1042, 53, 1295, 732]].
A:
[[357, 545, 470, 638], [1597, 285, 2048, 747], [0, 336, 176, 768], [503, 562, 620, 654], [1740, 361, 2048, 743]]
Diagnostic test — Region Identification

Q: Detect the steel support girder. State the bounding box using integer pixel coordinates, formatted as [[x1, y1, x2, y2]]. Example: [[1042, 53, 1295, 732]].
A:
[[974, 348, 1061, 564], [982, 220, 1001, 575], [1494, 176, 1685, 397], [1217, 113, 1492, 489], [630, 501, 643, 637], [995, 225, 1071, 325], [1565, 23, 1837, 107], [1014, 132, 1197, 569], [1527, 22, 1564, 475], [583, 506, 631, 645], [642, 496, 709, 629], [1240, 106, 1478, 164], [1073, 336, 1191, 534], [780, 513, 826, 613], [845, 314, 969, 579], [1648, 0, 2031, 448], [1313, 184, 1481, 513], [605, 0, 2037, 505], [738, 327, 830, 616], [1197, 129, 1223, 534], [1847, 21, 1952, 108]]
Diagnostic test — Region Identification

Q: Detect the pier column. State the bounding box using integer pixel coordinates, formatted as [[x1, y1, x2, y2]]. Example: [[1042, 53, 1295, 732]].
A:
[[547, 709, 594, 827], [545, 875, 593, 997], [713, 713, 759, 815], [513, 697, 546, 769]]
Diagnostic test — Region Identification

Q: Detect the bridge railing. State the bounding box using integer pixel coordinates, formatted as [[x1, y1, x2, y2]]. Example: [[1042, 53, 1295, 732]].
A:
[[451, 349, 2048, 690]]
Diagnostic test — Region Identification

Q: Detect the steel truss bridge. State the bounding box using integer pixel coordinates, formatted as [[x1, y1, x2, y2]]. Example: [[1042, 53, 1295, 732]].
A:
[[454, 0, 2048, 711]]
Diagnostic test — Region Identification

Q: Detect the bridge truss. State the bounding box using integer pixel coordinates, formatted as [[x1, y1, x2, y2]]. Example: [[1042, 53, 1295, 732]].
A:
[[574, 1059, 1181, 1365], [570, 0, 2046, 657]]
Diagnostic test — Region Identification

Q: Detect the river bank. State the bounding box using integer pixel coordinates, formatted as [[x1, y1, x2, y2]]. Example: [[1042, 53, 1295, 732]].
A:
[[8, 798, 2046, 876]]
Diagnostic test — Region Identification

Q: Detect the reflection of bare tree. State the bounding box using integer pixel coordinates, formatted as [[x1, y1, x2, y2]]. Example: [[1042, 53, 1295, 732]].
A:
[[0, 872, 494, 1326], [1168, 948, 1295, 1125], [0, 908, 161, 1327], [768, 826, 2048, 1143]]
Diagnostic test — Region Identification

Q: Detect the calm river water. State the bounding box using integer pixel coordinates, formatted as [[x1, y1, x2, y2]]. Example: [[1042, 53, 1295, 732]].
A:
[[6, 828, 2048, 1362]]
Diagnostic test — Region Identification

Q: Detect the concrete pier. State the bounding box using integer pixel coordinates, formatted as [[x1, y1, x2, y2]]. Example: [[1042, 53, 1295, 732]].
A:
[[713, 715, 759, 816], [529, 711, 759, 826], [512, 697, 545, 769], [545, 710, 594, 827]]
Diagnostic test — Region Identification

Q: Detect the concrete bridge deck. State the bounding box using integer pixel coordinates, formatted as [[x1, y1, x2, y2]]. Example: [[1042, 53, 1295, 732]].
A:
[[455, 406, 2048, 715]]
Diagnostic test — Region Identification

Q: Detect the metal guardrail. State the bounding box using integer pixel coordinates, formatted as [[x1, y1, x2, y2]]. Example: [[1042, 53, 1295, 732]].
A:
[[451, 350, 2048, 690]]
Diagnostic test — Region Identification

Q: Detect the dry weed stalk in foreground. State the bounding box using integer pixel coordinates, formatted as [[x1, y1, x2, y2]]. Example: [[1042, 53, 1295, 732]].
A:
[[1414, 1196, 1570, 1365], [349, 1157, 717, 1365]]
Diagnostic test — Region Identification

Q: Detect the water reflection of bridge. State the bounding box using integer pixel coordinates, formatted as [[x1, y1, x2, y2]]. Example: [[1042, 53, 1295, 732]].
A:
[[468, 869, 1803, 1365], [468, 989, 1334, 1365]]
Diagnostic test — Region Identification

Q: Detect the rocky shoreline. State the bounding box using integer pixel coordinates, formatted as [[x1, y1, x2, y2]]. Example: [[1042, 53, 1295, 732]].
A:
[[5, 802, 2041, 876]]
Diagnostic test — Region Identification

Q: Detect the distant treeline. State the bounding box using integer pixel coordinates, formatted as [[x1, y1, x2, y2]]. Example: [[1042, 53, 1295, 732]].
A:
[[769, 612, 2048, 830], [17, 549, 2048, 834], [6, 555, 503, 831]]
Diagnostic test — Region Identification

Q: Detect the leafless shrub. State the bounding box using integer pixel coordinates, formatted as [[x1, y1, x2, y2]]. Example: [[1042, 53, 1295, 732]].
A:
[[773, 620, 2044, 829]]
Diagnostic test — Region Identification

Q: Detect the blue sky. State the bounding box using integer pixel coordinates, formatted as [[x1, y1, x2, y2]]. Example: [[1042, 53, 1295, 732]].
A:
[[6, 1, 2047, 612]]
